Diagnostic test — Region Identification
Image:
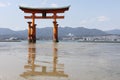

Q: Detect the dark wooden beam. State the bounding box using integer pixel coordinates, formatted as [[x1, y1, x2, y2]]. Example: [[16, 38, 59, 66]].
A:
[[25, 16, 64, 19], [19, 6, 70, 13]]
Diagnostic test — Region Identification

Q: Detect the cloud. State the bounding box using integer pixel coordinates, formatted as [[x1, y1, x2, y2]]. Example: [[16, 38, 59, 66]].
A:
[[96, 16, 109, 22], [51, 3, 58, 7], [0, 2, 11, 7], [79, 18, 95, 26], [79, 16, 110, 27]]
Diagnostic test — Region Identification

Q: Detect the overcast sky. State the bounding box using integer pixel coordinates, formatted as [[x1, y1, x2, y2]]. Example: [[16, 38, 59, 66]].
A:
[[0, 0, 120, 31]]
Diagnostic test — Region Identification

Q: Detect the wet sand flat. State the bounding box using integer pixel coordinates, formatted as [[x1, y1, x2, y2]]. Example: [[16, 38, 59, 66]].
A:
[[0, 41, 120, 80]]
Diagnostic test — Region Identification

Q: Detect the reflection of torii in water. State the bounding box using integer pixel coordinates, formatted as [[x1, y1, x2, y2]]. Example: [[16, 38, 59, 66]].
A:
[[20, 43, 68, 79]]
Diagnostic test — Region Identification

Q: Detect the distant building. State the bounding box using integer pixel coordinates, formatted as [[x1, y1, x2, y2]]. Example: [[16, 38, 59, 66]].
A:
[[6, 37, 18, 40], [62, 34, 120, 42], [78, 35, 120, 42]]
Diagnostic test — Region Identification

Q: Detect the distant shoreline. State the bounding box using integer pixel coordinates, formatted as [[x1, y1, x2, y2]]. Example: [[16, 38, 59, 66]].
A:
[[0, 40, 21, 42], [78, 41, 120, 43], [0, 40, 120, 43]]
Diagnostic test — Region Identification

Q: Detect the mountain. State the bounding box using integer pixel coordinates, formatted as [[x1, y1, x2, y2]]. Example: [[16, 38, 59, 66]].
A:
[[106, 29, 120, 35], [58, 27, 107, 37], [36, 27, 107, 40], [0, 28, 16, 35], [0, 27, 107, 40], [0, 28, 16, 40]]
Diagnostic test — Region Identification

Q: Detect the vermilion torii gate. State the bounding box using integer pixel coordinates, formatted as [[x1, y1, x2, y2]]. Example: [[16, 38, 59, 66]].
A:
[[19, 6, 70, 43]]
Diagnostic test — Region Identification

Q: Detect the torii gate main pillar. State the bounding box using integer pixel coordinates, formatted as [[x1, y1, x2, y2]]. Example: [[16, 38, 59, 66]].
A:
[[28, 22, 36, 43], [53, 21, 59, 42]]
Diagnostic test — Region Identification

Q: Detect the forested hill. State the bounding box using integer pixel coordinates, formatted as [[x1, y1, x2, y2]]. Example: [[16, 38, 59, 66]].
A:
[[0, 27, 107, 40]]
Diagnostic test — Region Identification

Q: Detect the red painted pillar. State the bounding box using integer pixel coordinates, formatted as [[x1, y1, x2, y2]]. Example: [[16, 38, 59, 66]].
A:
[[28, 22, 32, 43], [32, 24, 36, 43], [53, 21, 59, 42], [27, 22, 36, 43]]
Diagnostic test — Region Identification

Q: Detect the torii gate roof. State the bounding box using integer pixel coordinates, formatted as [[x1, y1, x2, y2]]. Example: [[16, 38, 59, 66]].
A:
[[19, 6, 70, 13]]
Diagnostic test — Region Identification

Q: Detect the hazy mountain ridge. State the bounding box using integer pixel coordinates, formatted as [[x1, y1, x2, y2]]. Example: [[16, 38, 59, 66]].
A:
[[0, 27, 109, 40], [106, 29, 120, 35], [58, 27, 107, 37]]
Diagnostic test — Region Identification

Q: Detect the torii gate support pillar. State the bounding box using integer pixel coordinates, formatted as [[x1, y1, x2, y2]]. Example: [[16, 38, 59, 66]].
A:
[[28, 22, 36, 43], [53, 21, 59, 42]]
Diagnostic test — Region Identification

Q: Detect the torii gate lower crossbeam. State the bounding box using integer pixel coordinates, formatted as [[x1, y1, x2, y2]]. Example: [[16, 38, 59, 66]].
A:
[[19, 6, 70, 43]]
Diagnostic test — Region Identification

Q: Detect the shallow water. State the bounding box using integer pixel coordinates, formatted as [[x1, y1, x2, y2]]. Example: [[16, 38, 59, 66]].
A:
[[0, 41, 120, 80]]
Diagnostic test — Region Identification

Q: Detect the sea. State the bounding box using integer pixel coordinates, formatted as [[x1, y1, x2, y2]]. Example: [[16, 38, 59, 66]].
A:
[[0, 41, 120, 80]]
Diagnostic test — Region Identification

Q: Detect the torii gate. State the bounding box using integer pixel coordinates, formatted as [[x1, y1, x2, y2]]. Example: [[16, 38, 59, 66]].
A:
[[19, 6, 70, 43]]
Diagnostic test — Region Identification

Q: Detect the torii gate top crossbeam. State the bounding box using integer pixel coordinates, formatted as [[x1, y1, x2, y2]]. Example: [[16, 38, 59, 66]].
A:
[[19, 6, 70, 13]]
